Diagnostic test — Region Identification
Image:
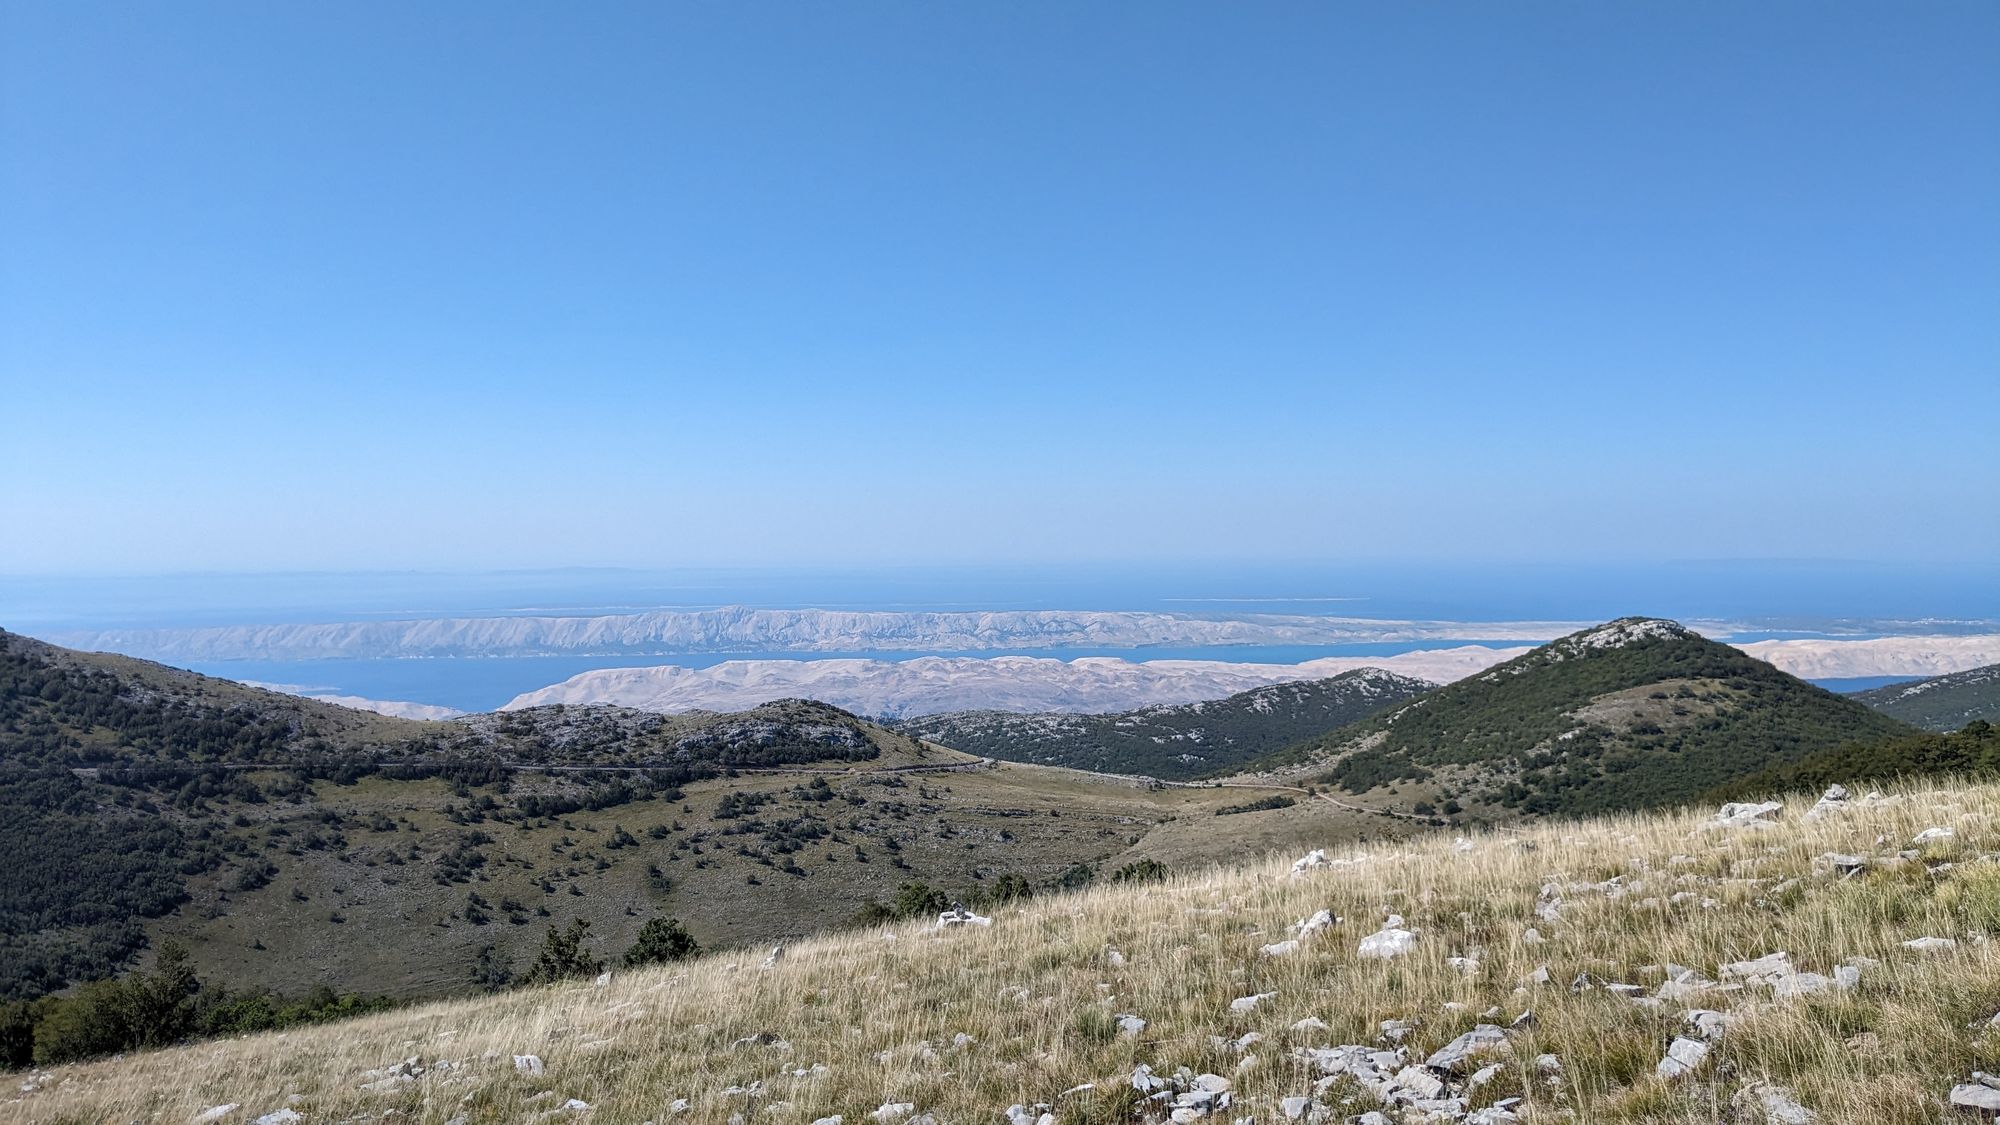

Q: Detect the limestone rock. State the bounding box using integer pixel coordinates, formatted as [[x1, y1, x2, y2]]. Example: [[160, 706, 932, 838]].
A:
[[1951, 1082, 2000, 1112], [1424, 1025, 1508, 1073], [1656, 1036, 1709, 1080], [1804, 785, 1849, 820], [1358, 920, 1418, 959], [1714, 801, 1784, 829], [1230, 991, 1276, 1013], [1732, 1082, 1816, 1124]]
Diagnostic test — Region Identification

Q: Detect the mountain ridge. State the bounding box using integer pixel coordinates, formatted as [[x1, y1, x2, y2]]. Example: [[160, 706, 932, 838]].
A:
[[43, 607, 1579, 662], [1243, 617, 1916, 817], [501, 648, 1525, 717], [1854, 662, 2000, 731], [897, 668, 1435, 779]]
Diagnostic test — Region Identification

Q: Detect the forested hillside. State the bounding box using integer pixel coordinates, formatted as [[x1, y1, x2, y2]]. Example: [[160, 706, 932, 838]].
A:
[[897, 669, 1433, 779], [1855, 663, 2000, 731], [1713, 719, 2000, 799]]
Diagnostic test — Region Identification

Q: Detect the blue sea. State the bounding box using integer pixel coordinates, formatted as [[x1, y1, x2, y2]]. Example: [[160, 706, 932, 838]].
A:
[[6, 560, 1992, 712]]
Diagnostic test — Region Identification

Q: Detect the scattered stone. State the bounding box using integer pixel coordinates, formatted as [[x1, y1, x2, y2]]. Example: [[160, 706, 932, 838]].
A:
[[1296, 909, 1337, 937], [1804, 785, 1849, 820], [1261, 939, 1302, 957], [936, 908, 992, 929], [1914, 826, 1956, 844], [870, 1105, 915, 1123], [1105, 948, 1126, 967], [812, 1117, 843, 1125], [1290, 850, 1329, 877], [192, 1108, 239, 1125], [1390, 1064, 1446, 1099], [1379, 1018, 1417, 1042], [1903, 936, 1957, 954], [1732, 1082, 1817, 1124], [1425, 1025, 1507, 1072], [1521, 928, 1544, 946], [1657, 1036, 1709, 1080], [1815, 853, 1868, 877], [252, 1112, 302, 1125], [1721, 952, 1795, 986], [1713, 801, 1784, 829], [1230, 992, 1276, 1014], [1358, 916, 1418, 959], [1687, 1009, 1728, 1040], [1292, 1016, 1329, 1032], [761, 946, 785, 969], [515, 1054, 545, 1075], [1951, 1081, 2000, 1112], [1117, 1014, 1148, 1037]]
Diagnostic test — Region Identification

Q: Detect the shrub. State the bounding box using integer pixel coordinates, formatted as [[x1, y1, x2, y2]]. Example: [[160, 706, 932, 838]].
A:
[[623, 917, 700, 967]]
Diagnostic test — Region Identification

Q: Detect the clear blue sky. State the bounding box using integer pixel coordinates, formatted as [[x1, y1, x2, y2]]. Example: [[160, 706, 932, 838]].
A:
[[3, 2, 1995, 574]]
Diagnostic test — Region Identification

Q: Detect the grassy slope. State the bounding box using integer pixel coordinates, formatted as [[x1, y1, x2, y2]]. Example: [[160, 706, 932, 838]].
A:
[[896, 671, 1435, 780], [1855, 664, 2000, 732], [0, 628, 1441, 1003], [1246, 619, 1915, 819], [10, 777, 1999, 1124], [147, 760, 1413, 1001]]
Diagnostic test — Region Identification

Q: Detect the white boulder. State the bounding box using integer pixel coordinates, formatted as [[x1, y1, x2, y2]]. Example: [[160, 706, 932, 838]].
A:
[[1358, 920, 1419, 959], [1656, 1036, 1709, 1080]]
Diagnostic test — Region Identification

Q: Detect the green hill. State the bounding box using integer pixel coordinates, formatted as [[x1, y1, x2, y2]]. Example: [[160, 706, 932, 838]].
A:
[[1249, 617, 1915, 818], [895, 668, 1435, 779], [1854, 663, 2000, 731]]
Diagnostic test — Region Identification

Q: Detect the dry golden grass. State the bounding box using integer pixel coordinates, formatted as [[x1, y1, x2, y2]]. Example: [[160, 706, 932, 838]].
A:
[[11, 778, 2000, 1124]]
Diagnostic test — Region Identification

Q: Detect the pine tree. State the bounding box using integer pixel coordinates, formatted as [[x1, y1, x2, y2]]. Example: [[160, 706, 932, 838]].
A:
[[519, 919, 602, 986]]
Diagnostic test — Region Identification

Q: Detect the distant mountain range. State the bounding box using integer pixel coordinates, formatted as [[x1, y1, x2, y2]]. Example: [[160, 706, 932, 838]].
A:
[[1252, 618, 1915, 817], [502, 648, 1522, 718], [1854, 663, 2000, 731], [897, 669, 1435, 779], [43, 607, 1578, 661]]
